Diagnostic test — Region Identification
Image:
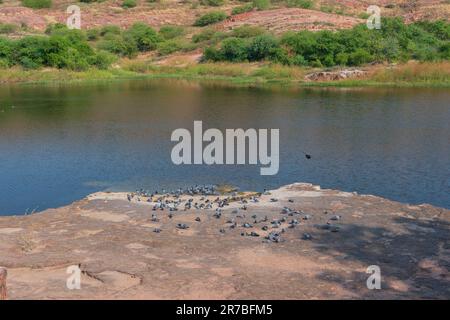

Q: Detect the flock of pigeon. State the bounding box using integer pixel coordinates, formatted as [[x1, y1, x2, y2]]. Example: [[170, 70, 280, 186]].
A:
[[125, 185, 341, 243]]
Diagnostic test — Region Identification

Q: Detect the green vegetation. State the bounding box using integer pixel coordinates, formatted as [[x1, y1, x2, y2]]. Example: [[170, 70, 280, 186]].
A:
[[203, 18, 450, 67], [194, 11, 228, 26], [125, 22, 162, 51], [192, 28, 226, 44], [1, 60, 449, 87], [86, 28, 101, 41], [95, 23, 162, 57], [0, 14, 449, 88], [0, 25, 115, 70], [200, 0, 224, 6], [286, 0, 313, 9], [159, 25, 185, 40], [231, 3, 253, 15], [232, 25, 265, 38], [122, 0, 137, 8], [252, 0, 270, 10], [100, 25, 121, 36], [21, 0, 52, 9], [0, 23, 17, 34]]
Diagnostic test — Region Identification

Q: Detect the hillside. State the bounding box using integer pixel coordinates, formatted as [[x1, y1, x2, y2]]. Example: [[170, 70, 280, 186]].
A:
[[0, 1, 449, 31], [0, 0, 449, 85]]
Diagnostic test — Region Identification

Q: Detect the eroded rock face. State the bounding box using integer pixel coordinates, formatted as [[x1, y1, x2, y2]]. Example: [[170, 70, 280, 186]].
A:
[[0, 183, 449, 299]]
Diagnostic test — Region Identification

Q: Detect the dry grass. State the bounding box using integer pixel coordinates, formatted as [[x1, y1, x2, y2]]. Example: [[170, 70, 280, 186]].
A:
[[371, 61, 450, 83]]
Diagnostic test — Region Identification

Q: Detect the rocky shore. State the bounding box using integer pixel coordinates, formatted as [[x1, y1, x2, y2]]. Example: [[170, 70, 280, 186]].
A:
[[0, 183, 449, 299]]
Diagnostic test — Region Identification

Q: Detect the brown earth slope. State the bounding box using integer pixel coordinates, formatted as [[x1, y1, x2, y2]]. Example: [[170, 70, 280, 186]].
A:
[[0, 1, 448, 32]]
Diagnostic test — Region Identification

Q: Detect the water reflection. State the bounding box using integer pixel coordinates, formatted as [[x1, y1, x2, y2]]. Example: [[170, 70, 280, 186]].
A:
[[0, 80, 449, 214]]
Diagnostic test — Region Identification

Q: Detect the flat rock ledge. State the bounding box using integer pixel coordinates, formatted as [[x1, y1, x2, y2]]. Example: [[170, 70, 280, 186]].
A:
[[0, 183, 448, 300]]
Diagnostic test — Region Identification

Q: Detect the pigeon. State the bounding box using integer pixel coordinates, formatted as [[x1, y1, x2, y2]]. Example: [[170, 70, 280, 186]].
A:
[[302, 233, 312, 240]]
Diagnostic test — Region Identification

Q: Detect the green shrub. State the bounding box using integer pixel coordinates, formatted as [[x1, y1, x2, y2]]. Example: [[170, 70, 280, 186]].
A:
[[192, 28, 215, 43], [252, 0, 270, 10], [194, 11, 227, 26], [0, 37, 13, 63], [247, 34, 277, 60], [220, 37, 249, 61], [348, 48, 372, 66], [0, 23, 17, 34], [201, 0, 224, 6], [286, 0, 313, 9], [192, 28, 223, 43], [231, 4, 253, 15], [232, 25, 265, 38], [89, 50, 117, 69], [415, 20, 450, 41], [97, 34, 137, 57], [159, 25, 185, 39], [124, 22, 162, 51], [45, 23, 68, 35], [157, 40, 183, 55], [358, 12, 370, 19], [203, 18, 450, 67], [86, 28, 101, 41], [0, 58, 10, 69], [202, 47, 222, 61], [319, 5, 333, 13], [100, 25, 122, 37], [21, 0, 52, 9], [122, 0, 137, 8]]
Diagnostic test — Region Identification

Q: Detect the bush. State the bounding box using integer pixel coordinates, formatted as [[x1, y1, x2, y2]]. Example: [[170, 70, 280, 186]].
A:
[[192, 28, 215, 43], [122, 0, 137, 8], [157, 40, 183, 55], [0, 23, 17, 34], [0, 37, 13, 63], [45, 23, 68, 35], [202, 38, 249, 62], [201, 0, 224, 6], [231, 4, 253, 15], [0, 58, 10, 69], [286, 0, 313, 9], [202, 18, 450, 67], [21, 0, 52, 9], [252, 0, 270, 10], [86, 28, 101, 41], [124, 22, 162, 51], [5, 30, 111, 70], [247, 34, 277, 60], [89, 50, 117, 69], [97, 34, 138, 57], [100, 25, 122, 37], [194, 11, 227, 26], [159, 25, 185, 40], [192, 28, 223, 43], [348, 48, 372, 66], [220, 37, 249, 61], [231, 25, 265, 38]]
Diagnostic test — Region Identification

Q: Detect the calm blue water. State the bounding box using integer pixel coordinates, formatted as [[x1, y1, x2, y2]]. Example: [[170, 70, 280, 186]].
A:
[[0, 80, 449, 215]]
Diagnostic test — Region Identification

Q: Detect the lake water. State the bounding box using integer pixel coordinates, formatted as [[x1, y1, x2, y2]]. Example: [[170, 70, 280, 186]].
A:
[[0, 79, 449, 215]]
